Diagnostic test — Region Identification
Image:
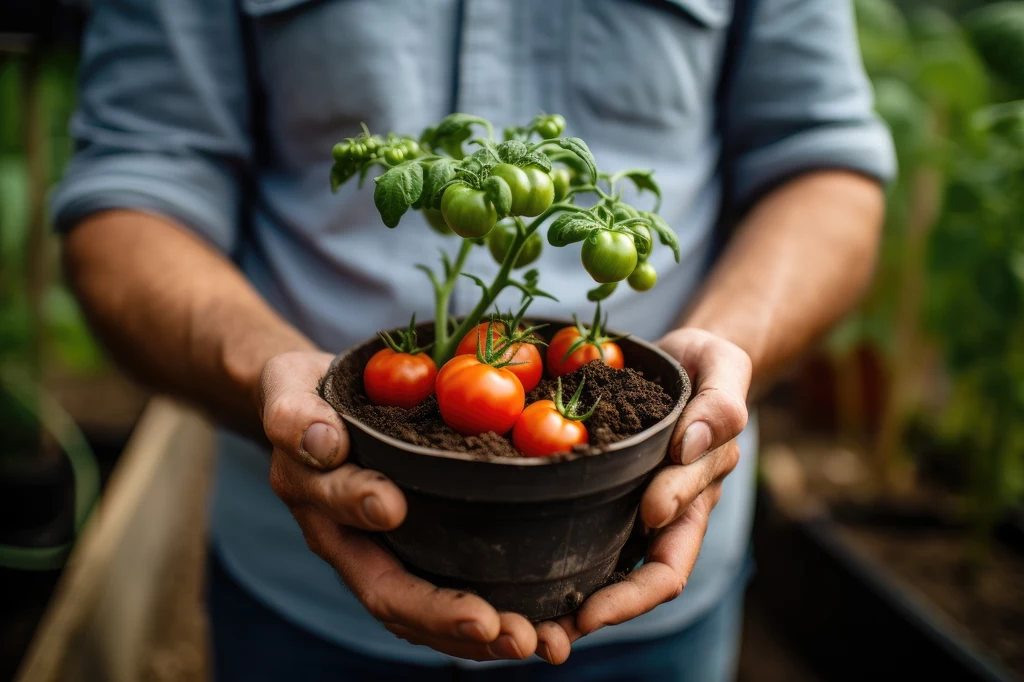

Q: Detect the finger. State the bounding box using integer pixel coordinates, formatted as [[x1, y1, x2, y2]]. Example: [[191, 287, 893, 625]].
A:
[[535, 620, 573, 665], [260, 351, 349, 469], [575, 486, 718, 635], [640, 441, 739, 529], [660, 333, 751, 464], [270, 453, 407, 531], [384, 623, 500, 661], [488, 612, 536, 661]]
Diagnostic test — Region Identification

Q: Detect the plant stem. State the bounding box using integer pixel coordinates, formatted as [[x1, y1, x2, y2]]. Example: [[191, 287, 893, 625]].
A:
[[431, 239, 474, 366]]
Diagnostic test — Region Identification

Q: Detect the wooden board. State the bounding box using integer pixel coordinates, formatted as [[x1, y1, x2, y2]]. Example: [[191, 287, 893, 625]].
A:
[[16, 399, 213, 682]]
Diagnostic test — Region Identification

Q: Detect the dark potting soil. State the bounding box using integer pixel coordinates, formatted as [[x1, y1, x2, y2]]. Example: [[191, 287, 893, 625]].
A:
[[322, 358, 675, 458]]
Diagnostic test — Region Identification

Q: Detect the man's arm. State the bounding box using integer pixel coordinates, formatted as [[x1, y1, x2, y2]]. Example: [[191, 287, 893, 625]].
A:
[[683, 170, 885, 393], [64, 210, 315, 438]]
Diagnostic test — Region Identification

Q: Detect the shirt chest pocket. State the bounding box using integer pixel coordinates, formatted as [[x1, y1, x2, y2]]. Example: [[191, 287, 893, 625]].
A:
[[239, 0, 458, 168], [568, 0, 732, 130]]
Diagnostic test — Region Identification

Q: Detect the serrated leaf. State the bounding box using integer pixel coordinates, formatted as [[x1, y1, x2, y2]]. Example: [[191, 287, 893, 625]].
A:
[[373, 161, 425, 228], [555, 137, 598, 180], [421, 158, 458, 209], [460, 272, 490, 294], [497, 140, 529, 165], [547, 212, 602, 247], [618, 169, 662, 210], [523, 152, 552, 172], [545, 150, 590, 177], [641, 211, 681, 262], [484, 176, 513, 217]]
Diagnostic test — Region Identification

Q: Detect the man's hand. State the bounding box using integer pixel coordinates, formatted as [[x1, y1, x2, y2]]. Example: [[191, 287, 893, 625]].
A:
[[261, 351, 577, 664], [570, 329, 751, 635]]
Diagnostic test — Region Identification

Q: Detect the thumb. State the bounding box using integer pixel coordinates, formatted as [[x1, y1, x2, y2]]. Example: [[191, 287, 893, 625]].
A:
[[260, 351, 349, 469]]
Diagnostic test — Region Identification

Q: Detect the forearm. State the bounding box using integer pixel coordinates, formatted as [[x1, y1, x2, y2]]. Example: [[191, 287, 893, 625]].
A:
[[63, 210, 316, 438], [682, 171, 885, 393]]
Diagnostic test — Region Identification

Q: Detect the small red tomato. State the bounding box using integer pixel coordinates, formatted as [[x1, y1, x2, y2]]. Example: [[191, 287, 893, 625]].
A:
[[546, 326, 624, 378], [513, 400, 589, 457], [363, 348, 437, 409], [455, 322, 543, 393], [435, 355, 525, 435]]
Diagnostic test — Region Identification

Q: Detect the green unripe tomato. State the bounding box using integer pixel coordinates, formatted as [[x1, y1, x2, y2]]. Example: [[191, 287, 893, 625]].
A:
[[423, 207, 453, 235], [581, 230, 638, 283], [487, 222, 543, 269], [612, 204, 639, 222], [536, 114, 566, 139], [441, 184, 498, 238], [489, 164, 554, 217], [631, 224, 652, 259], [627, 261, 658, 291], [401, 140, 420, 157], [552, 168, 571, 202], [384, 147, 405, 165]]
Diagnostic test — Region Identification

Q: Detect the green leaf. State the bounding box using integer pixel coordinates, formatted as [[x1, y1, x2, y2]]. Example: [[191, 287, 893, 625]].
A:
[[497, 140, 529, 165], [373, 161, 425, 228], [330, 162, 356, 193], [484, 176, 513, 218], [421, 158, 459, 209], [641, 212, 681, 262], [615, 169, 662, 211], [523, 152, 552, 172], [460, 272, 490, 295], [547, 212, 601, 247], [544, 150, 590, 177], [554, 138, 598, 180], [587, 282, 618, 302]]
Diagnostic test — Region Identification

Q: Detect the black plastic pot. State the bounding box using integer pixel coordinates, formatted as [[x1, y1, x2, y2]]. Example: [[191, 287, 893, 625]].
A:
[[321, 318, 690, 620]]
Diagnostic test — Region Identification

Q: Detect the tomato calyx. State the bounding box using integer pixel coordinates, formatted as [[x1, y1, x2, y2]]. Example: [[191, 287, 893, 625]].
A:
[[564, 303, 628, 364], [378, 314, 433, 356], [474, 302, 547, 368], [551, 377, 600, 422]]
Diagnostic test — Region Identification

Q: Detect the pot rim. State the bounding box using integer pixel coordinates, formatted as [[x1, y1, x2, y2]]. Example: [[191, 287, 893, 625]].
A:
[[327, 318, 689, 467]]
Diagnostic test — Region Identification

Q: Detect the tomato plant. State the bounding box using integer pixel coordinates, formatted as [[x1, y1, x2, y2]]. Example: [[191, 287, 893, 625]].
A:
[[436, 323, 526, 434], [329, 112, 679, 368], [513, 377, 598, 457], [546, 304, 625, 377], [363, 317, 437, 409]]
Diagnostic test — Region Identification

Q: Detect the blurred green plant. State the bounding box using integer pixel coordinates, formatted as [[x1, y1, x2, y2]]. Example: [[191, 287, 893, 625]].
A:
[[833, 0, 1024, 565]]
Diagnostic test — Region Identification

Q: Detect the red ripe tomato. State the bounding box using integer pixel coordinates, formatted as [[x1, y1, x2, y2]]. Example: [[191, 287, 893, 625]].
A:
[[363, 348, 438, 409], [546, 326, 624, 378], [512, 400, 589, 457], [435, 355, 525, 435], [454, 323, 543, 393]]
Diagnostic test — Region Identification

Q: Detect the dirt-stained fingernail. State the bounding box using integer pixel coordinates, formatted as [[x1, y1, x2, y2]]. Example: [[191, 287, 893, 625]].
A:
[[457, 620, 488, 642], [489, 634, 524, 660], [361, 495, 388, 528], [680, 421, 713, 464], [300, 422, 339, 467]]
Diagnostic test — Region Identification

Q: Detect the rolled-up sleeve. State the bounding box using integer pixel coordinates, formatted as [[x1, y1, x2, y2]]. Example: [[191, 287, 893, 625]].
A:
[[725, 0, 897, 208], [51, 0, 251, 253]]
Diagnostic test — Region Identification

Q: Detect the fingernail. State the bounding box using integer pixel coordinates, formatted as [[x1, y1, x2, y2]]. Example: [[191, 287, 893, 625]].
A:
[[489, 634, 524, 660], [536, 642, 552, 663], [361, 495, 388, 529], [680, 421, 713, 465], [457, 620, 488, 642], [300, 422, 339, 467]]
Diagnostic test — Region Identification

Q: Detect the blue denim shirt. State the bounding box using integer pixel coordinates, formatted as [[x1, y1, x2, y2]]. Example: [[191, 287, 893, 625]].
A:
[[53, 0, 894, 667]]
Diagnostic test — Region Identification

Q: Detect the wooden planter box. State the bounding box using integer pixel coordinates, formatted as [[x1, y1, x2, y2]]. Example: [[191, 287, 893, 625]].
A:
[[15, 399, 213, 682]]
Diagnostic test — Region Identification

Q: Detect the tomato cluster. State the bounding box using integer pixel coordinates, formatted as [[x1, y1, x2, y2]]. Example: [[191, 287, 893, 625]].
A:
[[363, 307, 623, 457]]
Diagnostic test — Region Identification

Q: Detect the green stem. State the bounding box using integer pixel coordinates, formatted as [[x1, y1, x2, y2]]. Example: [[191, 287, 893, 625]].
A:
[[440, 208, 560, 363], [432, 239, 474, 366]]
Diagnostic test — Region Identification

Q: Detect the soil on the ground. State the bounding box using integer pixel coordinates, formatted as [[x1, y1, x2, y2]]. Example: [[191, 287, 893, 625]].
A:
[[322, 355, 675, 458], [842, 522, 1024, 676]]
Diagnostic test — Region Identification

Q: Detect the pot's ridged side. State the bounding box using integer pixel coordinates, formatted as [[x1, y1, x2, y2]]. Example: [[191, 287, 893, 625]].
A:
[[322, 318, 689, 620]]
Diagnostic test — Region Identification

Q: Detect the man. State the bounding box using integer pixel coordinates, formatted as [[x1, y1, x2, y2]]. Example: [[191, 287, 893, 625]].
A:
[[55, 0, 893, 679]]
